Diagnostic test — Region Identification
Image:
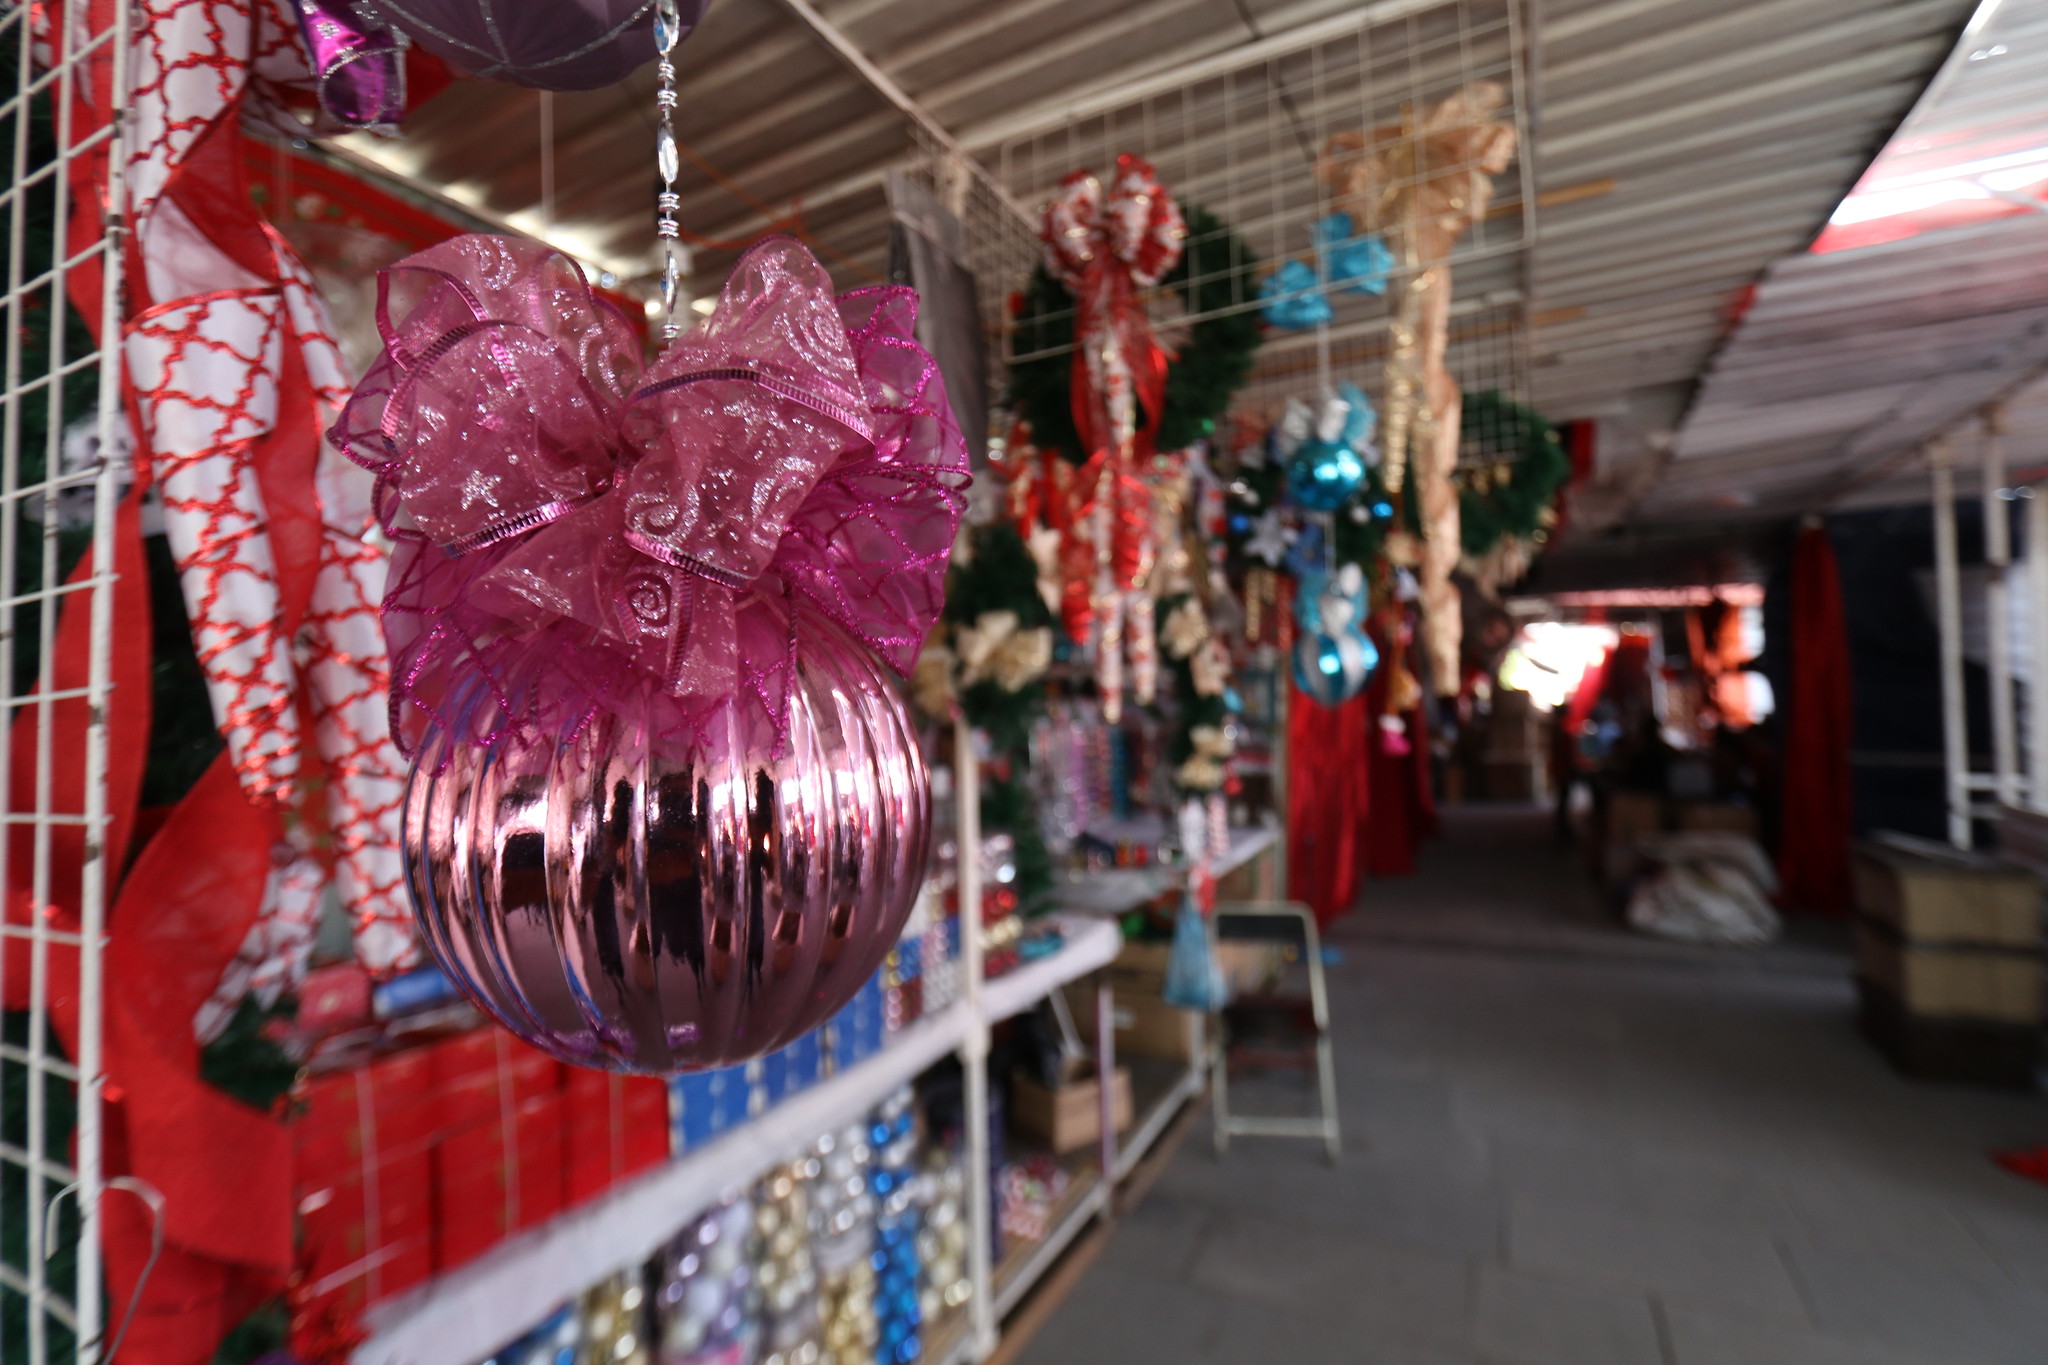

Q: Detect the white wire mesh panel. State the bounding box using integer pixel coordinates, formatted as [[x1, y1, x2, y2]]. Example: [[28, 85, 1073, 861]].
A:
[[0, 2, 129, 1361], [938, 0, 1534, 436]]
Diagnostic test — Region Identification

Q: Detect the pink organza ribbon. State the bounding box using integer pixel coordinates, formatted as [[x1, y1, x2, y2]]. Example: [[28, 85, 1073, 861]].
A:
[[332, 234, 969, 754]]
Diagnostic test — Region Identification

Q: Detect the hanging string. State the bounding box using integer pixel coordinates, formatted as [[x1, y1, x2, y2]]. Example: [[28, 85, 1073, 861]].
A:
[[539, 90, 556, 238], [655, 0, 685, 340]]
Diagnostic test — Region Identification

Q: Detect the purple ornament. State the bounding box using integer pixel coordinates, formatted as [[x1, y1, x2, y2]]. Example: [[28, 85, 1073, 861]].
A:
[[371, 0, 707, 91], [404, 600, 931, 1073], [293, 0, 408, 131]]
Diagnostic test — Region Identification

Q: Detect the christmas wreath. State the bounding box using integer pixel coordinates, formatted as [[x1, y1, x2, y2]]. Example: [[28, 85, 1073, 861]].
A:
[[1457, 389, 1569, 558], [1008, 204, 1265, 463]]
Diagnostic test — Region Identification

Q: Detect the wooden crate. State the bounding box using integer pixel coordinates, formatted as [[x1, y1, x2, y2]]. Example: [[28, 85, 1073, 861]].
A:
[[1855, 921, 2042, 1023], [1854, 836, 2041, 948], [1009, 1065, 1133, 1154], [1856, 979, 2042, 1090]]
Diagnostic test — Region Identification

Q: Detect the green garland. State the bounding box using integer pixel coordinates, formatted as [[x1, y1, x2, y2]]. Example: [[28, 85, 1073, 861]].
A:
[[930, 523, 1060, 903], [940, 523, 1060, 758], [1458, 390, 1570, 558], [1007, 204, 1265, 463], [1159, 594, 1231, 797]]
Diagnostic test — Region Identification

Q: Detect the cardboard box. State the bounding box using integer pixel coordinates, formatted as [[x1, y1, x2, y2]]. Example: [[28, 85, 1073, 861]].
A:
[[1105, 940, 1283, 997], [1009, 1065, 1132, 1155], [1065, 983, 1197, 1062], [1856, 921, 2042, 1023], [1855, 837, 2042, 947]]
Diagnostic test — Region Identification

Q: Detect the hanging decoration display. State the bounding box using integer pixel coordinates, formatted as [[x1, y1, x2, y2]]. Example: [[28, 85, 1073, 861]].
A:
[[1291, 564, 1378, 706], [1005, 172, 1262, 721], [1456, 390, 1571, 594], [1319, 80, 1518, 695], [366, 0, 705, 89], [338, 235, 969, 1072], [1022, 155, 1184, 720]]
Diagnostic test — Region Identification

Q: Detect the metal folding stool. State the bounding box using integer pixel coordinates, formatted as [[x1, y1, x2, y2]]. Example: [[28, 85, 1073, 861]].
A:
[[1209, 901, 1340, 1161]]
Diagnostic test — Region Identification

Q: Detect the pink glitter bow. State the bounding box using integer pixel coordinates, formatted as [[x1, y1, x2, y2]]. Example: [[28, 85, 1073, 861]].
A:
[[333, 234, 969, 755]]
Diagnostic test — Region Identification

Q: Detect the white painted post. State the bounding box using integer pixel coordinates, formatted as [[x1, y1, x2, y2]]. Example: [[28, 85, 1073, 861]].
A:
[[2030, 485, 2048, 813], [1983, 409, 2018, 808], [953, 718, 997, 1360], [1931, 441, 1971, 847]]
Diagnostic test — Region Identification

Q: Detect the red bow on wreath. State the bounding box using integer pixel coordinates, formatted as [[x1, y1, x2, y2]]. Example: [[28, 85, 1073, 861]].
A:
[[1036, 155, 1185, 644]]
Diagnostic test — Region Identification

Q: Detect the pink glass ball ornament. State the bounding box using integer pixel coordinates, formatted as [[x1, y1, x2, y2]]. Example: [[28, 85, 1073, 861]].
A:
[[404, 604, 930, 1074], [336, 234, 968, 1074]]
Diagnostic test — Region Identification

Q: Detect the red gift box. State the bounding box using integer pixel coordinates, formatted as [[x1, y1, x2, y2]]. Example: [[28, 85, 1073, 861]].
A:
[[430, 1090, 568, 1270], [294, 1154, 430, 1301], [513, 1092, 565, 1230], [298, 963, 373, 1037], [622, 1076, 670, 1176], [292, 1050, 439, 1337], [560, 1072, 671, 1206], [295, 1048, 437, 1176], [431, 1029, 561, 1132], [432, 1122, 509, 1272]]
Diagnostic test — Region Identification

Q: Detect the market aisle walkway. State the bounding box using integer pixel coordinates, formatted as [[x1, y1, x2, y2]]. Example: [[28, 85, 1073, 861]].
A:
[[1015, 804, 2048, 1365]]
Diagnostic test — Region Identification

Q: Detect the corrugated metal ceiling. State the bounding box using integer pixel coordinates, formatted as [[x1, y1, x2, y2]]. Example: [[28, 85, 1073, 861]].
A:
[[332, 0, 2000, 566], [1653, 0, 2048, 541]]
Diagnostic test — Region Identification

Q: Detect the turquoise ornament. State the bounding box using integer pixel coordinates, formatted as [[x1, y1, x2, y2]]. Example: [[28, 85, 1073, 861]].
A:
[[1287, 438, 1366, 511], [1259, 259, 1331, 330], [1312, 213, 1395, 296], [1290, 565, 1377, 706]]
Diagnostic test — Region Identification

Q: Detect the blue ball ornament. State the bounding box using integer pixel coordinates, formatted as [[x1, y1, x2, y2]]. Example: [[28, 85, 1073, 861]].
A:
[[1292, 628, 1378, 705], [1287, 437, 1367, 511]]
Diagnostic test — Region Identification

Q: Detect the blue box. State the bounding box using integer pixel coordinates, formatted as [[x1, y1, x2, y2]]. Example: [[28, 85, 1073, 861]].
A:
[[370, 965, 459, 1019], [762, 1030, 823, 1105], [670, 1063, 756, 1153], [895, 935, 923, 982]]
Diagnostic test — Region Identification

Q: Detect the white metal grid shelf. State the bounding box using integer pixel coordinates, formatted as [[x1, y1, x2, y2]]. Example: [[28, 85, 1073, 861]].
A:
[[982, 0, 1533, 363], [895, 0, 1537, 447], [0, 3, 130, 1364], [351, 916, 1125, 1365]]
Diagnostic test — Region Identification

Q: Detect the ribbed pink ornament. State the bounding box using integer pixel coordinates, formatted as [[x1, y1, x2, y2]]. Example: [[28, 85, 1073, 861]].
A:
[[403, 601, 929, 1074], [339, 233, 966, 1076]]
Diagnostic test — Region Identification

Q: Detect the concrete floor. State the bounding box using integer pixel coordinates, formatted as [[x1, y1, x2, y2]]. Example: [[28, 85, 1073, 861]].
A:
[[1016, 805, 2048, 1365]]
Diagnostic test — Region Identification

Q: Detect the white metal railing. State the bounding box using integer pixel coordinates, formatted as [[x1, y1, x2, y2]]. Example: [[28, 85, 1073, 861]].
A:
[[1, 2, 131, 1361]]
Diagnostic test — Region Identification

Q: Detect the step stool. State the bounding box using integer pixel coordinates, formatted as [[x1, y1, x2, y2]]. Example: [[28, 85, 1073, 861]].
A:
[[1209, 900, 1340, 1162]]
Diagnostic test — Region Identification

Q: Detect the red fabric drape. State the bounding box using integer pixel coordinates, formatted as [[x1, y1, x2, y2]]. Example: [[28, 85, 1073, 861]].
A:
[[1288, 687, 1371, 925], [1777, 523, 1855, 915]]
